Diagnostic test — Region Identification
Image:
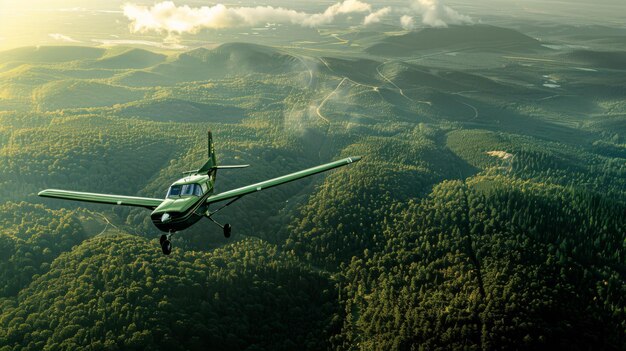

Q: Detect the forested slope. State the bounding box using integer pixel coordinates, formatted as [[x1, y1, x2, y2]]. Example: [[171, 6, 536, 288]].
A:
[[0, 235, 337, 351], [335, 177, 625, 350], [0, 42, 624, 350]]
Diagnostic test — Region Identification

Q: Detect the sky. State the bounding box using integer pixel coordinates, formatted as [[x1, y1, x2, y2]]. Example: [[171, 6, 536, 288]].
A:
[[0, 0, 624, 50]]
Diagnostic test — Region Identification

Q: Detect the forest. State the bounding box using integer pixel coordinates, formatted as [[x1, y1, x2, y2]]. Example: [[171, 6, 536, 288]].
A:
[[0, 24, 625, 351]]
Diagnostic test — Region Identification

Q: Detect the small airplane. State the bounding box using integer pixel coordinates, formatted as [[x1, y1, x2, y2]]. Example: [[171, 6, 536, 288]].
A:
[[39, 131, 361, 255]]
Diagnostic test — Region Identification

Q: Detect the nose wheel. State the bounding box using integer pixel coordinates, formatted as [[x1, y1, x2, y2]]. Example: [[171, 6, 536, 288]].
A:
[[160, 233, 173, 255]]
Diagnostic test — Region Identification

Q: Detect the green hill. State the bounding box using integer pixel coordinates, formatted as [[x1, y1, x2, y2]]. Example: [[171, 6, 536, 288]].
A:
[[378, 61, 465, 90], [89, 48, 167, 69], [564, 50, 626, 70], [0, 235, 337, 351], [110, 70, 176, 87], [33, 80, 145, 110], [335, 177, 625, 350], [319, 57, 382, 86], [152, 43, 306, 81], [0, 202, 88, 297], [366, 25, 544, 56]]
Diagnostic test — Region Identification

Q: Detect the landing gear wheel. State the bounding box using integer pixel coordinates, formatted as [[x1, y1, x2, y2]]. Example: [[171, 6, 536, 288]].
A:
[[160, 234, 167, 245], [161, 240, 172, 255], [223, 223, 232, 238]]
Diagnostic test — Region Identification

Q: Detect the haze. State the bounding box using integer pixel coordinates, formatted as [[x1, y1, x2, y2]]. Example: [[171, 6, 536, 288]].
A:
[[1, 0, 624, 50]]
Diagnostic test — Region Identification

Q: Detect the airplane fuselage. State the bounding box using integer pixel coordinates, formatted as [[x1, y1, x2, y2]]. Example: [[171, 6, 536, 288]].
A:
[[150, 173, 214, 233], [37, 129, 361, 255]]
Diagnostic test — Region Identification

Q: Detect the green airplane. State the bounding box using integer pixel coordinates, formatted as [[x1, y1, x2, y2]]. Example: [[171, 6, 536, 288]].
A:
[[39, 131, 361, 255]]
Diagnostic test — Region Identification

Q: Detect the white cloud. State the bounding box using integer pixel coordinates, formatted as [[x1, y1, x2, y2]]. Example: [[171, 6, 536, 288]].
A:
[[363, 7, 390, 26], [400, 15, 415, 30], [122, 0, 473, 34], [48, 33, 80, 43], [123, 0, 372, 34], [326, 0, 372, 15], [410, 0, 472, 28]]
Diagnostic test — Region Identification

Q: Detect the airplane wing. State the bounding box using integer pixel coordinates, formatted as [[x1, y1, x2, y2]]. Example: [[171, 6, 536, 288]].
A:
[[206, 156, 361, 205], [38, 189, 163, 209]]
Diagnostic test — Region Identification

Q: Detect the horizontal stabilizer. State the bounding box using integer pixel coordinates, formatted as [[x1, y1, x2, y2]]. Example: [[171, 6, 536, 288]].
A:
[[216, 165, 250, 169]]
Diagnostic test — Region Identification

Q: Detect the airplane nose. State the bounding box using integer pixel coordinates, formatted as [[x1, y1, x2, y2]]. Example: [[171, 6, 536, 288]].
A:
[[161, 213, 171, 223]]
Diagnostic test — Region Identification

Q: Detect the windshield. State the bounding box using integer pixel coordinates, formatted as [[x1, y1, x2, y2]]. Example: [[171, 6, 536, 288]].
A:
[[167, 183, 203, 198]]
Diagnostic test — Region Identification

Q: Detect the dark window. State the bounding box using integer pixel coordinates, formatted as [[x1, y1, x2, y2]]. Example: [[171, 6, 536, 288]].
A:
[[194, 184, 203, 196], [167, 185, 182, 198], [168, 183, 203, 198], [181, 184, 194, 196]]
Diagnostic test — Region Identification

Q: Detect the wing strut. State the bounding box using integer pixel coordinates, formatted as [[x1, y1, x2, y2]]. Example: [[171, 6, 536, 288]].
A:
[[206, 195, 242, 238], [206, 195, 243, 218]]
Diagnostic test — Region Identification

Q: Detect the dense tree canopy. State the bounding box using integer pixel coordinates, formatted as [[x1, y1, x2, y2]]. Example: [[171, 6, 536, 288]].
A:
[[0, 42, 624, 350], [0, 235, 337, 351]]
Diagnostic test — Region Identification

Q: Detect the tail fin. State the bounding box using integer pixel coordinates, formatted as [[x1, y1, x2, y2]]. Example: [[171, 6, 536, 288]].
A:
[[208, 130, 216, 168], [194, 131, 249, 175], [198, 130, 217, 174]]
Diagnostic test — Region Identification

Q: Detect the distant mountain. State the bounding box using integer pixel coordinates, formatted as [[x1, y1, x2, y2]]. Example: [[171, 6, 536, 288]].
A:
[[88, 48, 166, 69], [366, 25, 544, 56], [152, 42, 305, 81], [564, 50, 626, 70], [521, 24, 626, 38], [0, 46, 105, 63]]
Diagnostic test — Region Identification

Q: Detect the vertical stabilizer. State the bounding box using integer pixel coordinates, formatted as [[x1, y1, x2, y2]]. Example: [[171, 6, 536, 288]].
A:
[[208, 130, 216, 168], [198, 130, 217, 174]]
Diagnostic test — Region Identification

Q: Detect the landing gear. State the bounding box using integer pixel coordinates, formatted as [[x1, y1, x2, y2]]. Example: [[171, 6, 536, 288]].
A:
[[160, 232, 173, 255], [208, 216, 232, 239], [205, 195, 242, 239], [161, 239, 172, 255]]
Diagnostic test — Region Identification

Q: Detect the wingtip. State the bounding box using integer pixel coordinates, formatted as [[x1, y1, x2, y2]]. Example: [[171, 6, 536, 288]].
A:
[[347, 156, 362, 163], [38, 189, 58, 197]]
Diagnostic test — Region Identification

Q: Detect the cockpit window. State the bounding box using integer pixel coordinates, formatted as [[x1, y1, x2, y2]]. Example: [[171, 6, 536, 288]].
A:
[[167, 185, 182, 198], [167, 183, 203, 198], [181, 184, 195, 196]]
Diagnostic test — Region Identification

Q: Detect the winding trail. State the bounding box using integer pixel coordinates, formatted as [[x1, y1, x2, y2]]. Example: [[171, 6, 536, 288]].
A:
[[450, 91, 480, 121], [319, 57, 333, 73], [460, 101, 479, 121], [316, 57, 384, 124], [376, 61, 412, 102], [375, 61, 432, 106], [330, 34, 349, 45], [315, 77, 345, 124]]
